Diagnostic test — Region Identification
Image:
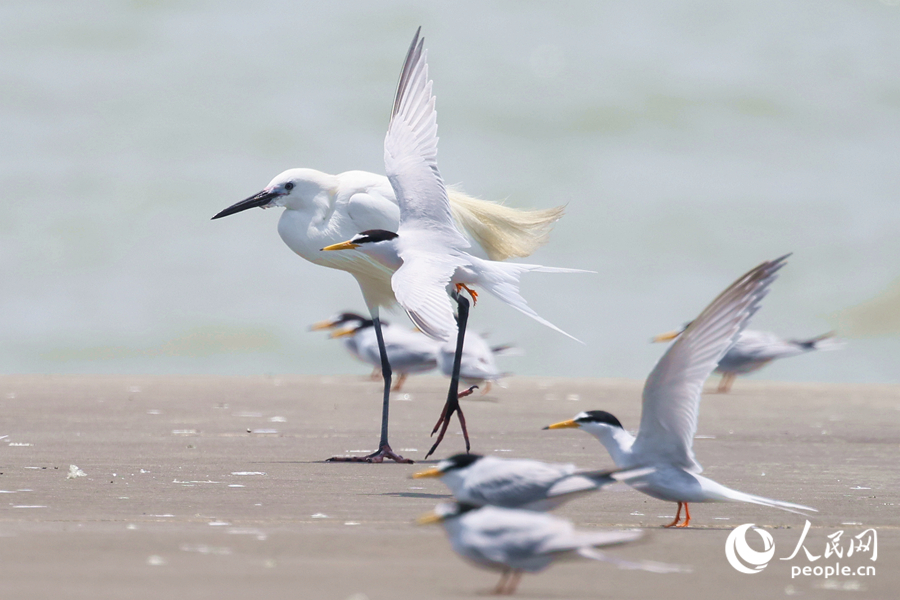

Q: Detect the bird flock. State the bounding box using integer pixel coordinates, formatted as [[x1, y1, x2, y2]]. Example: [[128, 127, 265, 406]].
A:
[[213, 28, 833, 595]]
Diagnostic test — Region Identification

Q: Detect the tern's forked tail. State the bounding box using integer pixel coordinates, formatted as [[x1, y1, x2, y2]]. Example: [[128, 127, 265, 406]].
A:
[[479, 261, 595, 344]]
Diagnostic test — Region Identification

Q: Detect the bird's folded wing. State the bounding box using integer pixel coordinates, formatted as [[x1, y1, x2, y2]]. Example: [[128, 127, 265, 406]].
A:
[[392, 251, 463, 342], [384, 28, 470, 249], [465, 461, 576, 506], [632, 255, 789, 472]]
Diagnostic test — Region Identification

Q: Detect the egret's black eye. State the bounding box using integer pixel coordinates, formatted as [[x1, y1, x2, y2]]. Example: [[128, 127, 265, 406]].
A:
[[285, 182, 294, 191]]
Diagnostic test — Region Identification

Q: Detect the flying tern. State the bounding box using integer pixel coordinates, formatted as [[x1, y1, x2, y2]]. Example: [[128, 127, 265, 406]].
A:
[[545, 255, 817, 527], [213, 36, 562, 464], [413, 453, 654, 511], [654, 327, 843, 393], [323, 29, 590, 459]]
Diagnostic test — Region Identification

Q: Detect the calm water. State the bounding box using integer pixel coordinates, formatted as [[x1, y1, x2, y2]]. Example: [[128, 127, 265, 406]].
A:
[[2, 1, 899, 383]]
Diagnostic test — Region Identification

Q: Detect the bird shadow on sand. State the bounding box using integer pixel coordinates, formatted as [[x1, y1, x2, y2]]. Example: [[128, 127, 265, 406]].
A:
[[377, 491, 452, 499]]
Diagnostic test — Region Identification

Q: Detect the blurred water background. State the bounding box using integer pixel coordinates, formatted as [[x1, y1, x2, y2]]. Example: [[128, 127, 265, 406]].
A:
[[1, 0, 898, 383]]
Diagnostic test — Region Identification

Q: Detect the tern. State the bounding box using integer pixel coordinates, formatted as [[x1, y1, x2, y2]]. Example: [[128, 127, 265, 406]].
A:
[[653, 327, 843, 393], [418, 503, 678, 595], [437, 333, 514, 393], [323, 29, 590, 459], [311, 312, 439, 390], [413, 453, 654, 511], [213, 40, 562, 464], [544, 255, 817, 527]]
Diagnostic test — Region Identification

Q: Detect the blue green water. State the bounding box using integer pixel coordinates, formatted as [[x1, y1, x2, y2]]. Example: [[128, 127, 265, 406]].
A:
[[2, 1, 898, 383]]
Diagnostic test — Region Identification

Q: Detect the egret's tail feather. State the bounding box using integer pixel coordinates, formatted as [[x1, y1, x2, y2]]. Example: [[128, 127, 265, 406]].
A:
[[793, 331, 845, 352], [448, 188, 565, 261]]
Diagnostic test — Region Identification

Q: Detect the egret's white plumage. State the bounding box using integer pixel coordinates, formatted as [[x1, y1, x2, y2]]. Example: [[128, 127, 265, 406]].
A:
[[212, 29, 563, 462], [413, 453, 655, 511], [545, 255, 817, 526], [325, 30, 589, 344]]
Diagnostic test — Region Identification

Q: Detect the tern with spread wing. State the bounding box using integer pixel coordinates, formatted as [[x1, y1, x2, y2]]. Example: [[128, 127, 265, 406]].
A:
[[654, 327, 843, 393], [545, 255, 817, 527], [212, 38, 563, 464], [323, 29, 590, 459]]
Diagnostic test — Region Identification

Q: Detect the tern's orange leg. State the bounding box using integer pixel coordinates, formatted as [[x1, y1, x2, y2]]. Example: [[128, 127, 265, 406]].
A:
[[492, 570, 511, 595], [455, 283, 478, 305], [504, 571, 523, 595], [664, 502, 684, 528], [391, 372, 408, 391], [717, 373, 736, 393], [676, 502, 691, 527]]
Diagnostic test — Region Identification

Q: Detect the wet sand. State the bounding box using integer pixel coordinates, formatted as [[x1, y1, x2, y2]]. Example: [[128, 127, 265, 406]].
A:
[[0, 375, 897, 599]]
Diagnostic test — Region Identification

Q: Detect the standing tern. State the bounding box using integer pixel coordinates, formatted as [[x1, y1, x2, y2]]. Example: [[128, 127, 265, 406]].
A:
[[413, 453, 654, 511], [418, 503, 677, 595], [323, 29, 590, 459], [212, 48, 563, 465], [311, 312, 439, 390], [653, 327, 843, 393], [438, 332, 514, 393], [544, 255, 817, 527]]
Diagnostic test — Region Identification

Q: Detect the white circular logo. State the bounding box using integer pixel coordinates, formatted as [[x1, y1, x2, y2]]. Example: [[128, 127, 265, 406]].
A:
[[725, 523, 775, 574]]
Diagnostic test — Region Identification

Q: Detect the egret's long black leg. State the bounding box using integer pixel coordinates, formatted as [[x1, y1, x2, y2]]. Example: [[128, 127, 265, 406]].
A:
[[425, 294, 472, 459], [328, 315, 413, 463]]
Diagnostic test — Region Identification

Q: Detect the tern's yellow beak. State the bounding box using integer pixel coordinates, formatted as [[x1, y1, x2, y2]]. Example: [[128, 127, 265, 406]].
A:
[[652, 329, 682, 343], [321, 240, 359, 251], [310, 319, 337, 331], [411, 467, 443, 479], [542, 419, 580, 430], [416, 510, 444, 525], [328, 327, 357, 339]]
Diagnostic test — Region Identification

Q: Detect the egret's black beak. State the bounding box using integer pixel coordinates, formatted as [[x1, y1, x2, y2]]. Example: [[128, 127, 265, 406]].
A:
[[212, 190, 279, 220]]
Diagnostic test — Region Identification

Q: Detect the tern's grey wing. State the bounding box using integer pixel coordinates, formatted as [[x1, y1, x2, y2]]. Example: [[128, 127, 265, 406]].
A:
[[631, 255, 790, 472], [460, 459, 576, 508], [383, 28, 470, 249], [391, 250, 464, 342]]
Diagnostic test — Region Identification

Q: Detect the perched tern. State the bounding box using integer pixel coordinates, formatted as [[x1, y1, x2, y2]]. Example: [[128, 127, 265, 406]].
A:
[[545, 255, 817, 527], [438, 333, 514, 393], [413, 453, 654, 511], [311, 312, 439, 390], [418, 503, 677, 595], [654, 327, 843, 393], [213, 42, 562, 465], [323, 29, 590, 459]]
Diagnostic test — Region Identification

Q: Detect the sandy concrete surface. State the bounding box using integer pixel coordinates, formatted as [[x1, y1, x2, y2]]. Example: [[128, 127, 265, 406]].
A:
[[0, 374, 897, 599]]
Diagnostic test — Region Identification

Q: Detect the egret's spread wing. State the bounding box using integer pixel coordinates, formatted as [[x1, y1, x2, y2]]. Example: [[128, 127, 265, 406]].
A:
[[384, 28, 470, 249], [632, 255, 790, 472], [392, 250, 463, 341]]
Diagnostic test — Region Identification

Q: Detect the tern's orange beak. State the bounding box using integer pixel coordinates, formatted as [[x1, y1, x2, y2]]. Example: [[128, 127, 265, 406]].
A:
[[542, 419, 579, 430], [321, 240, 359, 251], [411, 467, 442, 479]]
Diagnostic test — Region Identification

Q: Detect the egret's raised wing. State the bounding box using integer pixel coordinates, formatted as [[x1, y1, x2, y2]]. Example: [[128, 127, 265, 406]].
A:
[[631, 255, 790, 472], [384, 28, 470, 249], [392, 249, 465, 341]]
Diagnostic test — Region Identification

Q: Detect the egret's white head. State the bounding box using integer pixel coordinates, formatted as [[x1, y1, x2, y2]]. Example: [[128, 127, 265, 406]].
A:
[[212, 168, 337, 219]]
